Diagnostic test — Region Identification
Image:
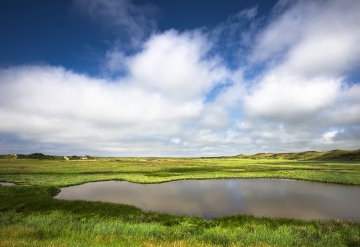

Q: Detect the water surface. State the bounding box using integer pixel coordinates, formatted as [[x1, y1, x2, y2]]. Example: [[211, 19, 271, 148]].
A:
[[55, 179, 360, 220], [0, 182, 16, 186]]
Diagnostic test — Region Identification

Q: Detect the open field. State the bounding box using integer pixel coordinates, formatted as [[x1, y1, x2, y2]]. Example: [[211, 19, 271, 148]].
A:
[[1, 157, 360, 246], [1, 156, 360, 186]]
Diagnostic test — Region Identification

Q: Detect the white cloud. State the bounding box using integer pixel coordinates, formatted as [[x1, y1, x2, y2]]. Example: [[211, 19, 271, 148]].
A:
[[232, 0, 360, 153], [251, 0, 360, 77], [1, 0, 360, 156], [243, 74, 341, 122], [126, 29, 229, 101], [249, 1, 311, 64], [105, 49, 128, 74], [321, 84, 360, 126], [0, 65, 203, 146], [240, 0, 360, 124], [0, 30, 234, 156], [322, 130, 339, 142]]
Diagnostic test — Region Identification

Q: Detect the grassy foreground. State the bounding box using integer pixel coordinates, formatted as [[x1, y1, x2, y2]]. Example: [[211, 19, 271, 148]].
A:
[[1, 157, 360, 246]]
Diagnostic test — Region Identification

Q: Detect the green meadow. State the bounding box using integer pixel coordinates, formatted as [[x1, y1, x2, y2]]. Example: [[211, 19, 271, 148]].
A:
[[1, 156, 360, 246]]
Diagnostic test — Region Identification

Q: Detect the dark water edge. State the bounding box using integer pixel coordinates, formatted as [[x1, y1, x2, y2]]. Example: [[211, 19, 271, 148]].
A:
[[54, 179, 360, 221]]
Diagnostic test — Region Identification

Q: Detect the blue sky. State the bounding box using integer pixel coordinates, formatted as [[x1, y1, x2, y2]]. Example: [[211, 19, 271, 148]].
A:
[[0, 0, 359, 156]]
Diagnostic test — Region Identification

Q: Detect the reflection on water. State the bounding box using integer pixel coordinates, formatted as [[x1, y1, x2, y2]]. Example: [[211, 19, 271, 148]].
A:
[[0, 182, 16, 186], [54, 179, 360, 220]]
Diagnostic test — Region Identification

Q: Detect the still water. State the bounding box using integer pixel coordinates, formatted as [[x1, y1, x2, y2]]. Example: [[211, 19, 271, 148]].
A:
[[54, 179, 360, 220], [0, 182, 16, 186]]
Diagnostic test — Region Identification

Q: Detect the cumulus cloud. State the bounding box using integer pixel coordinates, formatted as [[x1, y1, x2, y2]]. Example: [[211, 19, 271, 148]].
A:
[[243, 75, 341, 122], [326, 84, 360, 126], [251, 0, 360, 77], [126, 30, 229, 101], [0, 30, 234, 156], [235, 0, 360, 152], [1, 0, 359, 156], [245, 1, 360, 107], [0, 65, 203, 135]]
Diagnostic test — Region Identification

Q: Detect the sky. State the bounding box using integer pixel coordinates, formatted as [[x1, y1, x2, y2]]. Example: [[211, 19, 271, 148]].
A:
[[0, 0, 359, 157]]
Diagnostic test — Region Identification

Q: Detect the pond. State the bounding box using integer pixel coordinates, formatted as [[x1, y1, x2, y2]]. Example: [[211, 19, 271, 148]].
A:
[[54, 179, 360, 221], [0, 182, 16, 186]]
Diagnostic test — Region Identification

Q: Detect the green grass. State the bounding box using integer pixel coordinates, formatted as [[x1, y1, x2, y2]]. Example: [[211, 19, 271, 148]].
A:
[[1, 157, 360, 186], [1, 157, 360, 246]]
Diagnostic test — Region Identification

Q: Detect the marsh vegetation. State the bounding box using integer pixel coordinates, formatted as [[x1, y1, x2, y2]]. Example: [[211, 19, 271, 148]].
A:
[[1, 155, 360, 246]]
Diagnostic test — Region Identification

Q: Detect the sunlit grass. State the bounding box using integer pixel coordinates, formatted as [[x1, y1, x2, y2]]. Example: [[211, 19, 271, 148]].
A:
[[1, 209, 359, 246], [1, 158, 360, 186], [1, 157, 360, 246]]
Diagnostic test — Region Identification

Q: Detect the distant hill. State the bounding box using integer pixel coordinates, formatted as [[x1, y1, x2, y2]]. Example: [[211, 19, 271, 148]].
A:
[[236, 149, 360, 161], [1, 150, 359, 161], [0, 153, 93, 160]]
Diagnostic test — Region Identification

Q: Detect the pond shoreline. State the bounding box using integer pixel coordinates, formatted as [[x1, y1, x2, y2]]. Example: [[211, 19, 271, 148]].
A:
[[1, 158, 360, 246], [54, 178, 360, 221]]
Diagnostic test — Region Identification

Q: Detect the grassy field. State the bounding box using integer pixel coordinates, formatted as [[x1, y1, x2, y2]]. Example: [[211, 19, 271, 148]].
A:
[[1, 157, 360, 246]]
